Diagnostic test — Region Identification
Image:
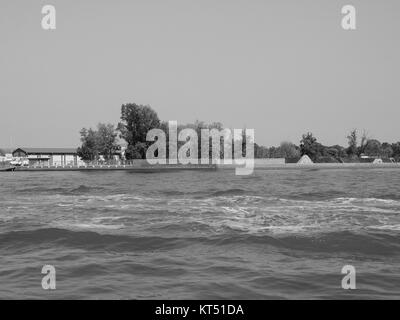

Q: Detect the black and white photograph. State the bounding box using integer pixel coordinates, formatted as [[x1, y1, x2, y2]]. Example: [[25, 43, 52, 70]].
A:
[[1, 0, 400, 307]]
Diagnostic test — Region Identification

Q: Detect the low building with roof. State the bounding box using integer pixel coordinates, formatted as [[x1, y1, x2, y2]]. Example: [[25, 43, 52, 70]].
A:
[[12, 147, 81, 167]]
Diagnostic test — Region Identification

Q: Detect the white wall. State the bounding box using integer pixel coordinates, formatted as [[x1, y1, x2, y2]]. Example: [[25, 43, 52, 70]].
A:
[[77, 157, 86, 166], [52, 155, 62, 166], [65, 155, 75, 165]]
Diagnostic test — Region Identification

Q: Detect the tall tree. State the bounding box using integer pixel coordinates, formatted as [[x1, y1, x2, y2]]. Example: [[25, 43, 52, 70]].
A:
[[392, 142, 400, 160], [279, 141, 300, 159], [358, 130, 368, 156], [96, 123, 120, 160], [77, 123, 120, 162], [300, 132, 321, 161], [118, 103, 161, 159], [77, 128, 99, 161], [364, 139, 382, 157], [381, 142, 393, 158], [346, 129, 358, 156]]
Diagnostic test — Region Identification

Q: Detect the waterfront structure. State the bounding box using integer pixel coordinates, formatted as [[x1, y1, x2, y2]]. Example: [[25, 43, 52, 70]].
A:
[[12, 148, 81, 166], [12, 147, 123, 167]]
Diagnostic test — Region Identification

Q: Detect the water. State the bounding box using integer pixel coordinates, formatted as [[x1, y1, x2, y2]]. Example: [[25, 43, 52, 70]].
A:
[[0, 168, 399, 299]]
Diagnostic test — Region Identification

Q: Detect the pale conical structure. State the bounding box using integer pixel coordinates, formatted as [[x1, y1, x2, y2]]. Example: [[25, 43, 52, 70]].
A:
[[372, 158, 383, 164], [297, 154, 313, 164]]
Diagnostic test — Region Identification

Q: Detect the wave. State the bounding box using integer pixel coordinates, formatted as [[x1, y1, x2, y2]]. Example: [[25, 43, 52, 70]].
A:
[[0, 228, 190, 252], [69, 185, 100, 194], [14, 186, 68, 194], [284, 190, 347, 201], [211, 188, 248, 197], [14, 185, 105, 195], [1, 227, 399, 256], [155, 188, 249, 198], [2, 194, 399, 246]]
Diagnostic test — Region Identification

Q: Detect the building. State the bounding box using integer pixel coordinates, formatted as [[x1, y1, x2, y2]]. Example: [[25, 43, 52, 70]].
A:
[[12, 148, 81, 167], [12, 147, 122, 167]]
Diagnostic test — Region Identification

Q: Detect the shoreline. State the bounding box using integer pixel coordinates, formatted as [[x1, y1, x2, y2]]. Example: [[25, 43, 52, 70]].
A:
[[7, 164, 218, 172], [1, 162, 399, 172]]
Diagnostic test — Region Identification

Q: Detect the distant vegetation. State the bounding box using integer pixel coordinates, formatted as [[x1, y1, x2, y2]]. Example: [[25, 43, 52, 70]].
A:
[[77, 123, 120, 162], [255, 130, 400, 163], [77, 103, 400, 162], [78, 103, 229, 161]]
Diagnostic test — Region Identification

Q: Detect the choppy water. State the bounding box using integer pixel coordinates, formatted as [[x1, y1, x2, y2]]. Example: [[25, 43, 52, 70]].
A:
[[0, 168, 400, 299]]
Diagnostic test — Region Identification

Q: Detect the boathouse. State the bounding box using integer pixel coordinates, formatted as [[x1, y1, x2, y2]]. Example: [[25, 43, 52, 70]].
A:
[[12, 148, 80, 167]]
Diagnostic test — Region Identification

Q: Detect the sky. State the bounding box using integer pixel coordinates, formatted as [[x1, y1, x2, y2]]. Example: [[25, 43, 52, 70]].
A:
[[0, 0, 399, 149]]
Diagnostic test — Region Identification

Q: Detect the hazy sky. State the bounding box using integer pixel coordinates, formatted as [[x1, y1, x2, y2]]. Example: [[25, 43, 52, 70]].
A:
[[0, 0, 399, 148]]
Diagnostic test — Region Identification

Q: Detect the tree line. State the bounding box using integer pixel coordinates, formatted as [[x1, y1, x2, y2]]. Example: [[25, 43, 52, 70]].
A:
[[77, 103, 400, 163], [78, 103, 241, 162], [255, 130, 400, 162]]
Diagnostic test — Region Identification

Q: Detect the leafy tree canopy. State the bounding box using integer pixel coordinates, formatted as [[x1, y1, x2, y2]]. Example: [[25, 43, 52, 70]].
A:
[[77, 123, 120, 161], [118, 103, 161, 160]]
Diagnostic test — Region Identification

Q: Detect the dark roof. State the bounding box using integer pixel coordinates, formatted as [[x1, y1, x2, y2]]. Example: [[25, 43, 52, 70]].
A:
[[13, 147, 78, 154]]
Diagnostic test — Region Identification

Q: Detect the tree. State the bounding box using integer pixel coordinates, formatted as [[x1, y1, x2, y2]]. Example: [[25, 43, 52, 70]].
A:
[[77, 128, 99, 161], [346, 129, 358, 156], [279, 141, 300, 159], [125, 142, 147, 160], [77, 123, 120, 162], [96, 123, 120, 160], [118, 103, 161, 159], [358, 130, 368, 156], [330, 145, 347, 159], [364, 139, 382, 157], [177, 120, 227, 160], [254, 144, 269, 158], [381, 142, 393, 158], [300, 132, 321, 161], [392, 142, 400, 160]]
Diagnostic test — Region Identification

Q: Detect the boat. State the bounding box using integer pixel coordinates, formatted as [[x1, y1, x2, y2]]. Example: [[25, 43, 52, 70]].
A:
[[0, 167, 16, 172]]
